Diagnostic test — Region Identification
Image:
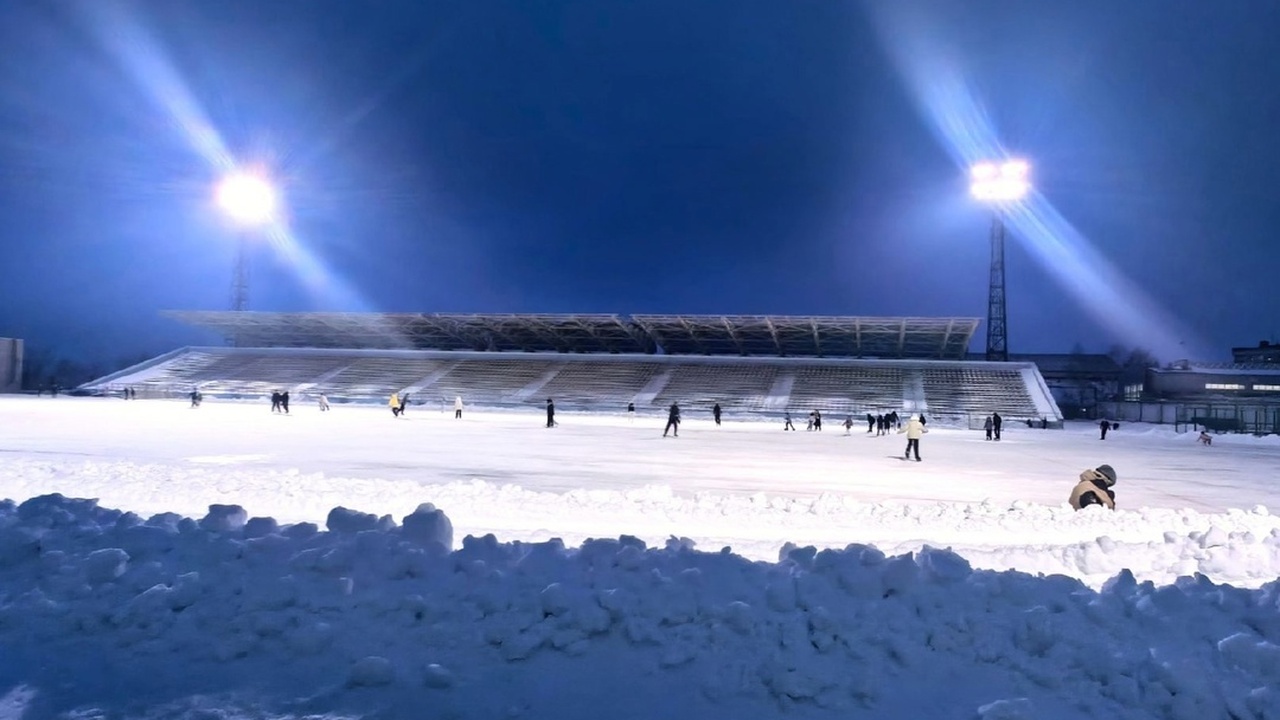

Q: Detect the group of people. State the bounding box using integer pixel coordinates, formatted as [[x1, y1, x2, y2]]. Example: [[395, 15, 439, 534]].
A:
[[982, 412, 1004, 441]]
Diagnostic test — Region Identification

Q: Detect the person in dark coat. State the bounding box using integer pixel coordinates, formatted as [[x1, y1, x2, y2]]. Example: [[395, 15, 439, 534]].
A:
[[984, 415, 994, 441], [546, 398, 555, 428], [992, 412, 1003, 440], [1070, 465, 1117, 510], [813, 410, 822, 431], [664, 402, 681, 437], [712, 403, 722, 426], [783, 412, 795, 431], [281, 391, 290, 414], [1099, 419, 1110, 440], [866, 413, 875, 433], [271, 392, 281, 413]]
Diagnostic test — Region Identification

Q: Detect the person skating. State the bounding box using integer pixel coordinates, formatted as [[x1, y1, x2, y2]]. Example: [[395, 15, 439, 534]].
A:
[[627, 402, 635, 423], [843, 415, 854, 435], [1099, 418, 1110, 440], [1197, 431, 1213, 446], [783, 411, 795, 431], [390, 392, 402, 417], [663, 402, 681, 437], [398, 393, 410, 416], [898, 414, 927, 461], [454, 396, 464, 419], [190, 389, 201, 408], [271, 392, 281, 413], [546, 398, 555, 428], [712, 403, 722, 426], [318, 393, 330, 412], [813, 410, 823, 431], [992, 412, 1003, 441], [984, 415, 994, 441], [281, 391, 290, 414], [866, 413, 875, 433], [1070, 465, 1117, 510]]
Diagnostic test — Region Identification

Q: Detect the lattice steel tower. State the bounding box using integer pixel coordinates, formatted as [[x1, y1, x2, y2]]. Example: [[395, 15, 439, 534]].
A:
[[985, 216, 1008, 361], [969, 159, 1029, 363]]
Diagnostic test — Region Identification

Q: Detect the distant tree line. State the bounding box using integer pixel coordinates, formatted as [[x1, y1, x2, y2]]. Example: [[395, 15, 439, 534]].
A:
[[20, 345, 155, 392]]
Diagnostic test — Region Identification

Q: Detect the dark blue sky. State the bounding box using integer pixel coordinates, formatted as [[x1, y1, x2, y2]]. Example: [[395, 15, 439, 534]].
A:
[[1, 1, 1277, 363]]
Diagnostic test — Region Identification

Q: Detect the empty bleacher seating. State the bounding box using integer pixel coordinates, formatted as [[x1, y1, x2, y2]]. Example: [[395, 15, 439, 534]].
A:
[[80, 347, 1060, 424]]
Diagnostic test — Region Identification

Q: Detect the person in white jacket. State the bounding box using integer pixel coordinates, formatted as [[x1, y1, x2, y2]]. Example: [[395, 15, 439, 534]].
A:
[[454, 396, 464, 419], [898, 414, 927, 461]]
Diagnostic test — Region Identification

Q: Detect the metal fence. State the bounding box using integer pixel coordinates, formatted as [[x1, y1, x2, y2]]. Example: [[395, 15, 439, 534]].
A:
[[1096, 400, 1280, 435]]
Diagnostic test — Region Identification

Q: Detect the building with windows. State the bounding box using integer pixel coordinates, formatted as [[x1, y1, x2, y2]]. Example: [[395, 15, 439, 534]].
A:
[[1232, 340, 1280, 365]]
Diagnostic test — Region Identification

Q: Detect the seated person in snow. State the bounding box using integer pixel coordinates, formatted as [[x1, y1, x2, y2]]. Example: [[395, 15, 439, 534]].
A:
[[1070, 464, 1116, 511], [1197, 431, 1213, 446]]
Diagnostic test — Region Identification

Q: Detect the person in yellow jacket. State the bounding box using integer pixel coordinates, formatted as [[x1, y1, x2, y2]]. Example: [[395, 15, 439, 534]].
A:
[[390, 392, 401, 417], [1070, 465, 1116, 510], [898, 414, 927, 461]]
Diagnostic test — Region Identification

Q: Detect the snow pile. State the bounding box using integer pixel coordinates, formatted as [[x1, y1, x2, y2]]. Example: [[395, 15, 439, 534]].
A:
[[2, 494, 1279, 719], [7, 457, 1280, 588]]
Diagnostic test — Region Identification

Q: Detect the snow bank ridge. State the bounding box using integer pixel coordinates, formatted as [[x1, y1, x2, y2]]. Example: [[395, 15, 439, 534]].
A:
[[1, 494, 1279, 719]]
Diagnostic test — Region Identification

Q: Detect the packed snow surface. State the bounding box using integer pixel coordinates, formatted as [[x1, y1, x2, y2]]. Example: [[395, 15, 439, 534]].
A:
[[1, 396, 1280, 718], [1, 397, 1278, 588]]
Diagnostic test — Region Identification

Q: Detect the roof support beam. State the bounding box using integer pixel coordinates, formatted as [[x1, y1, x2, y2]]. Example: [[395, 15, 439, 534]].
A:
[[898, 319, 908, 358], [723, 317, 746, 355]]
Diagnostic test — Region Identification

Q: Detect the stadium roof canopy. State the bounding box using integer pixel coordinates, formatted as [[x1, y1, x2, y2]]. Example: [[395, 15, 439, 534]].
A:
[[165, 311, 980, 359]]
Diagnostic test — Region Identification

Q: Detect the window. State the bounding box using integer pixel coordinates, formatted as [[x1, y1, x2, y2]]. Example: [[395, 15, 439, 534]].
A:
[[1205, 383, 1244, 390], [1124, 383, 1143, 401], [1254, 384, 1280, 391]]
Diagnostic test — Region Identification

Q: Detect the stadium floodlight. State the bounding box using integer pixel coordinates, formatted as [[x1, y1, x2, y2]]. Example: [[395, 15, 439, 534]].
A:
[[216, 169, 278, 317], [216, 171, 277, 226], [970, 159, 1030, 202], [969, 158, 1030, 363]]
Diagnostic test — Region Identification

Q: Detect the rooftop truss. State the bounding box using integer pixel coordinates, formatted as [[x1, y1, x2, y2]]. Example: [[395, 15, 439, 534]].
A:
[[630, 315, 978, 359], [164, 312, 656, 354], [165, 311, 979, 359]]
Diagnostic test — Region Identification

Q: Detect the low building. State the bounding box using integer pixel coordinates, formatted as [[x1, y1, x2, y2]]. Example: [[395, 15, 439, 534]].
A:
[[0, 338, 22, 393], [973, 353, 1122, 418], [1144, 362, 1280, 400]]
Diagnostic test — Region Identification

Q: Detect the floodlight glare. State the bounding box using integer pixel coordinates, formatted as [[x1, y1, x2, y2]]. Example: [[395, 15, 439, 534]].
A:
[[970, 159, 1030, 202], [216, 172, 277, 225]]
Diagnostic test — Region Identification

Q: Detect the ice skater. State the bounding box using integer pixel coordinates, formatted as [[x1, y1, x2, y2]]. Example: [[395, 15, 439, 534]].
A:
[[271, 392, 281, 413], [1197, 430, 1213, 446], [866, 413, 875, 433], [843, 415, 854, 435], [281, 391, 290, 414], [783, 411, 795, 431], [627, 402, 635, 423], [318, 393, 330, 412], [1099, 418, 1110, 440], [992, 412, 1003, 441], [546, 398, 556, 428], [899, 414, 926, 461], [712, 403, 722, 426], [454, 395, 464, 419], [663, 402, 681, 437], [1070, 465, 1117, 510], [390, 392, 402, 417], [984, 415, 994, 441]]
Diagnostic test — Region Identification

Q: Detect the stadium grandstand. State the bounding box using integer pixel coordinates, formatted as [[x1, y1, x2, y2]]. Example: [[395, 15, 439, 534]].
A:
[[80, 312, 1063, 426]]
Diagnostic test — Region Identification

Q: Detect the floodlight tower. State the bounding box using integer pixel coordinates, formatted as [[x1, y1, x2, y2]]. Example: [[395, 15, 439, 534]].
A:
[[215, 171, 278, 312], [969, 159, 1030, 362]]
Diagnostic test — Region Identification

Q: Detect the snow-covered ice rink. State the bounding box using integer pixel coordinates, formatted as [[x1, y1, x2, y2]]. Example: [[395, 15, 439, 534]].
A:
[[2, 395, 1279, 587]]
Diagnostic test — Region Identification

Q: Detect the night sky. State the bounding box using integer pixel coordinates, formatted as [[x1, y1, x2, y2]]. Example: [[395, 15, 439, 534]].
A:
[[1, 0, 1277, 363]]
